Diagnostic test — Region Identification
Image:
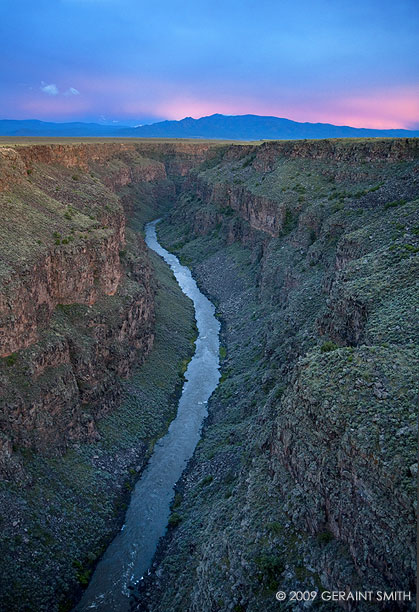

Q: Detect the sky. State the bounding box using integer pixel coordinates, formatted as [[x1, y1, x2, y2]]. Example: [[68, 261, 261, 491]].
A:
[[0, 0, 418, 129]]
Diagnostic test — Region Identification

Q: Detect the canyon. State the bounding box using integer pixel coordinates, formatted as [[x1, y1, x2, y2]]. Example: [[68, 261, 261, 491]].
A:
[[0, 137, 417, 611]]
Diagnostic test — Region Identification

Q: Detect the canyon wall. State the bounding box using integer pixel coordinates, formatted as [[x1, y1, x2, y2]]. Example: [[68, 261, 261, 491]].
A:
[[0, 141, 223, 478], [0, 140, 211, 611], [0, 138, 417, 611], [134, 137, 418, 611]]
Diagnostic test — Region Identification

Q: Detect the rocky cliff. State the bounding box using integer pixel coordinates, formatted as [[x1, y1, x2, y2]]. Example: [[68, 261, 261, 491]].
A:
[[0, 141, 224, 477], [0, 138, 417, 611], [133, 137, 418, 611], [0, 139, 216, 610], [0, 146, 151, 474]]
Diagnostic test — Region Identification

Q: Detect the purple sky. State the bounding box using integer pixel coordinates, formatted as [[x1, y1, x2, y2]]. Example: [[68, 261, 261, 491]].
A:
[[1, 0, 418, 128]]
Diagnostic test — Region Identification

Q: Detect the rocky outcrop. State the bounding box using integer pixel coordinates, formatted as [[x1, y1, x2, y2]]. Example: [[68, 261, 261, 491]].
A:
[[0, 227, 124, 356], [0, 148, 28, 191], [0, 231, 154, 465], [190, 178, 285, 237], [252, 137, 419, 171], [270, 345, 416, 595]]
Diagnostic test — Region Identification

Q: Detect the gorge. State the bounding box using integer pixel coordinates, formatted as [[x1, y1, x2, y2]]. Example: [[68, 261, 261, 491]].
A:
[[0, 137, 417, 611]]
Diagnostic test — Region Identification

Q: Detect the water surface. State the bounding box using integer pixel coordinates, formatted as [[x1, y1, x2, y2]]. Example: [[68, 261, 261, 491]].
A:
[[75, 219, 220, 611]]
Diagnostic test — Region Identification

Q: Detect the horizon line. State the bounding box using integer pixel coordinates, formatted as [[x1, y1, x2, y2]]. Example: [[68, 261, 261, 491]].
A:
[[1, 113, 419, 133]]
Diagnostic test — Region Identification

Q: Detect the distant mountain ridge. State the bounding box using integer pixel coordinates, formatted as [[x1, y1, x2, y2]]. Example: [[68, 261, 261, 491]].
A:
[[1, 114, 418, 140]]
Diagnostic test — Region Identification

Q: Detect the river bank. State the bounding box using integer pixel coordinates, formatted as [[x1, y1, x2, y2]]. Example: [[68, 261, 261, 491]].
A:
[[74, 221, 220, 611]]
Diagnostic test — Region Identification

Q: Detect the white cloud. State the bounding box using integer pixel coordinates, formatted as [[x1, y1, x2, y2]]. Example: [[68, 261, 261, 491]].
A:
[[64, 87, 80, 96], [40, 83, 59, 95]]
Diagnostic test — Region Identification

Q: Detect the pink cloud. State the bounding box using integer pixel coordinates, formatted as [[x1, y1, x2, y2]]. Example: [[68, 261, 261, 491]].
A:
[[153, 88, 419, 130], [328, 90, 419, 129], [10, 74, 419, 130]]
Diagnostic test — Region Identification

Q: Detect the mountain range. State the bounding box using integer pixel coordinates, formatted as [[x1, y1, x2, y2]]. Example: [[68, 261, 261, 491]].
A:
[[1, 114, 418, 140]]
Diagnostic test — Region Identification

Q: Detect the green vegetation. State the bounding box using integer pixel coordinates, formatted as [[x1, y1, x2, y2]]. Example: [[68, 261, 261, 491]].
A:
[[320, 340, 339, 353], [0, 227, 196, 610], [168, 513, 182, 527], [255, 554, 285, 591], [3, 353, 17, 366], [385, 198, 407, 209], [143, 142, 418, 612], [172, 493, 182, 509], [316, 530, 335, 545], [1, 139, 417, 612], [199, 475, 213, 487]]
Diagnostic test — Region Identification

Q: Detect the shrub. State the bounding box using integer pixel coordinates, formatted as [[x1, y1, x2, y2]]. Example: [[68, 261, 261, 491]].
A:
[[274, 386, 285, 400], [403, 244, 419, 253], [316, 530, 334, 544], [168, 512, 182, 527], [242, 154, 255, 168], [282, 208, 294, 233], [255, 554, 285, 590], [5, 353, 17, 366], [384, 199, 406, 209], [267, 521, 283, 535], [179, 358, 190, 376], [320, 341, 339, 353], [200, 475, 213, 487], [77, 568, 91, 586], [172, 493, 182, 509]]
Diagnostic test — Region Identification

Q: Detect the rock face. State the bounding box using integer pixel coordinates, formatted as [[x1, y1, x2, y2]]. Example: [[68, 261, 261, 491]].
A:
[[132, 137, 418, 611], [0, 225, 124, 356], [270, 344, 417, 591], [0, 138, 418, 611], [0, 142, 220, 475]]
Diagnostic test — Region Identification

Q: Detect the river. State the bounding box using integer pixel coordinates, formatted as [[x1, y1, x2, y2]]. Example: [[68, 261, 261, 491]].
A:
[[75, 219, 220, 611]]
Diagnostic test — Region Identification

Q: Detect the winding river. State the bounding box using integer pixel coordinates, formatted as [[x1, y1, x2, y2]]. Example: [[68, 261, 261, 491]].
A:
[[75, 220, 220, 611]]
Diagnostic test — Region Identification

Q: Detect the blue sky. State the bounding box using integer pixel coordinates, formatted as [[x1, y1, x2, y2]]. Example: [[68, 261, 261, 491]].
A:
[[1, 0, 418, 128]]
